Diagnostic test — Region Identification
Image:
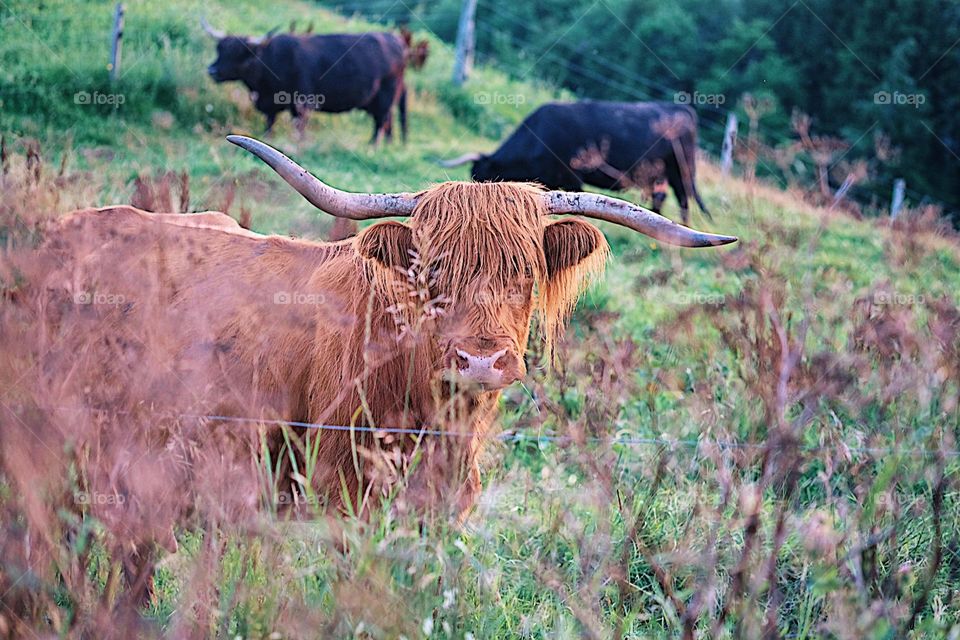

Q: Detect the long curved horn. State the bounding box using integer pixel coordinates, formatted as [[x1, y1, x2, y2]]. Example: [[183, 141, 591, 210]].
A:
[[200, 17, 226, 40], [439, 152, 483, 168], [543, 191, 737, 248], [227, 135, 418, 219]]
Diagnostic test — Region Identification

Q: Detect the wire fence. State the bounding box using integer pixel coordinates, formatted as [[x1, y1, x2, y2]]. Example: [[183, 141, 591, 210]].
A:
[[53, 405, 960, 460]]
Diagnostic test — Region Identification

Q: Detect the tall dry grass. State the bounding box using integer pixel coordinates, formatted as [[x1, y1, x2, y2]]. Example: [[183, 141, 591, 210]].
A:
[[1, 141, 958, 638]]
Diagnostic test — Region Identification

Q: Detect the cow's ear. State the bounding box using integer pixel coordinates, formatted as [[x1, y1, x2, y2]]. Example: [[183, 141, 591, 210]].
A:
[[356, 220, 414, 270], [542, 219, 607, 278], [540, 218, 609, 352]]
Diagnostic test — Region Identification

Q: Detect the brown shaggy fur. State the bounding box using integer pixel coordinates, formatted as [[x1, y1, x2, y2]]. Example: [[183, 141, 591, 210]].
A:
[[3, 181, 609, 599]]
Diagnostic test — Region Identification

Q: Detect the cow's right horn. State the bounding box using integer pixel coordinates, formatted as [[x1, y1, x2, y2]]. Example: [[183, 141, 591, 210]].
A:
[[248, 26, 279, 46], [543, 190, 737, 248], [200, 17, 226, 40], [227, 136, 418, 219], [439, 152, 483, 168]]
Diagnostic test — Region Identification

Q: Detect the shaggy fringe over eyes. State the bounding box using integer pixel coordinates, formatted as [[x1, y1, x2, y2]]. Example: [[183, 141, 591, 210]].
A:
[[368, 181, 608, 355]]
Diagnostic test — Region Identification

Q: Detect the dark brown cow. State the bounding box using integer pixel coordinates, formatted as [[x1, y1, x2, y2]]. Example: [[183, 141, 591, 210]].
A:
[[6, 136, 735, 603], [442, 101, 712, 223], [202, 19, 412, 142]]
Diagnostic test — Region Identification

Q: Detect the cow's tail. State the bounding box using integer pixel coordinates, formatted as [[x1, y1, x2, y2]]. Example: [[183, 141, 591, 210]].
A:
[[398, 85, 408, 143], [683, 131, 712, 221], [693, 182, 712, 221]]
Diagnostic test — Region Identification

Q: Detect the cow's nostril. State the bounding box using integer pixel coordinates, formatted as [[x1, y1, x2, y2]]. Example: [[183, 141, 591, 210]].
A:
[[488, 348, 508, 369], [454, 349, 470, 369]]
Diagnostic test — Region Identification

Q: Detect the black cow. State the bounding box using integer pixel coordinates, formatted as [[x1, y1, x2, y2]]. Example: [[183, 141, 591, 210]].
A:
[[442, 101, 711, 223], [202, 19, 409, 143]]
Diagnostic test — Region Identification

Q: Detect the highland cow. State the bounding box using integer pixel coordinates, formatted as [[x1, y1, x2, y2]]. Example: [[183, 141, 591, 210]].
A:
[[6, 136, 735, 603]]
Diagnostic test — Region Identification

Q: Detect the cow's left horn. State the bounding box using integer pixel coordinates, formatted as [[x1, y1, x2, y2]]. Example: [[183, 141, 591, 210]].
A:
[[543, 191, 737, 248], [227, 135, 418, 219], [439, 152, 483, 168], [200, 17, 226, 40]]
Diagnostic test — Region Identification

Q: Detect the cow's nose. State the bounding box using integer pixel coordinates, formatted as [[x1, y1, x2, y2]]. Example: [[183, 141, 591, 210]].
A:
[[207, 65, 218, 77], [450, 347, 520, 390]]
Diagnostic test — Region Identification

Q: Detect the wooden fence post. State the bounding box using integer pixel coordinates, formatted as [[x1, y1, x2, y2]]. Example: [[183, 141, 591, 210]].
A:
[[891, 179, 906, 219], [452, 0, 478, 86], [109, 3, 124, 81], [720, 112, 738, 176]]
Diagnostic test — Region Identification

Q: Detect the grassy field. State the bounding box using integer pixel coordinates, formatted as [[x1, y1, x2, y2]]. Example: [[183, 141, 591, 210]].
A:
[[2, 0, 960, 638]]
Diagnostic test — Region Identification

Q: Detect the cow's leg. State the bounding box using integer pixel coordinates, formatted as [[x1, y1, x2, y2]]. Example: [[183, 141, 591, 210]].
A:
[[397, 84, 408, 143], [369, 78, 399, 145], [119, 542, 156, 609], [263, 112, 277, 135], [665, 162, 690, 225], [383, 111, 394, 143], [370, 112, 385, 146], [455, 463, 482, 525], [651, 179, 669, 213], [294, 108, 310, 141]]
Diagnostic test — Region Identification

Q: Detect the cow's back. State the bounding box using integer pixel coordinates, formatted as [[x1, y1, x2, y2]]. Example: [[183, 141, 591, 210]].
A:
[[499, 101, 697, 186], [31, 206, 357, 420], [294, 32, 406, 112], [524, 101, 690, 151]]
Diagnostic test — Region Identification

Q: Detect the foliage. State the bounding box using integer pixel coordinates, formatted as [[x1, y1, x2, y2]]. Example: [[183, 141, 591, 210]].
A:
[[323, 0, 960, 222]]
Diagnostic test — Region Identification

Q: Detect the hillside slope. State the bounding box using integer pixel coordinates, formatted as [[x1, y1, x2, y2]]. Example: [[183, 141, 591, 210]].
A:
[[2, 0, 959, 637]]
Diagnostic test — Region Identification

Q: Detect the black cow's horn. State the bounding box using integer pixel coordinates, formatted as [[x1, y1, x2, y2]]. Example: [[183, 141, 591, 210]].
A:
[[543, 191, 737, 248], [227, 135, 418, 219], [439, 152, 483, 168], [200, 17, 226, 40], [248, 26, 279, 47]]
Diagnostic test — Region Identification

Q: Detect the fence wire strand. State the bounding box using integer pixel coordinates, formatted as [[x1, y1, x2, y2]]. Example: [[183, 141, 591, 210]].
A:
[[51, 405, 960, 459]]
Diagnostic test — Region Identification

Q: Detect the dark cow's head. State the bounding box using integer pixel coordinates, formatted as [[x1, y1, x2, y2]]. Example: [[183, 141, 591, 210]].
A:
[[400, 27, 430, 71], [201, 18, 272, 83], [226, 136, 737, 391], [440, 152, 520, 186], [469, 154, 497, 183]]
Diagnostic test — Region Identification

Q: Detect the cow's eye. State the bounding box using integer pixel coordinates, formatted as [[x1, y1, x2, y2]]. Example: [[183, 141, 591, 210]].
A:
[[506, 278, 531, 306]]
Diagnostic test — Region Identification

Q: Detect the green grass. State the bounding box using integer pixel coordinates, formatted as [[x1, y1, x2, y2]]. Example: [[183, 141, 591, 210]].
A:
[[2, 0, 960, 637]]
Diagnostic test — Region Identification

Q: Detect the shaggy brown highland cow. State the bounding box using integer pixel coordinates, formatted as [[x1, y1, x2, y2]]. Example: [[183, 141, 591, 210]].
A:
[[1, 136, 735, 605]]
